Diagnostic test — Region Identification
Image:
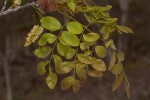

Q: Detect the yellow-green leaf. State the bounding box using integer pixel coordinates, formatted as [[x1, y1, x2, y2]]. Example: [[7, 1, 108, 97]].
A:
[[100, 23, 116, 34], [46, 68, 57, 89], [40, 16, 62, 32], [55, 62, 74, 74], [59, 35, 69, 45], [53, 55, 62, 65], [38, 33, 57, 46], [72, 79, 80, 93], [57, 42, 69, 56], [108, 51, 116, 71], [67, 21, 83, 34], [80, 42, 94, 50], [67, 0, 75, 12], [37, 60, 49, 76], [61, 31, 80, 47], [117, 51, 124, 62], [34, 46, 51, 58], [61, 76, 74, 91], [65, 48, 76, 59], [76, 67, 87, 80], [95, 46, 107, 58], [112, 72, 124, 91], [99, 5, 112, 11], [105, 39, 116, 50], [77, 54, 94, 64], [83, 33, 100, 42], [111, 63, 123, 75], [87, 70, 103, 77], [92, 59, 106, 72], [116, 25, 134, 34]]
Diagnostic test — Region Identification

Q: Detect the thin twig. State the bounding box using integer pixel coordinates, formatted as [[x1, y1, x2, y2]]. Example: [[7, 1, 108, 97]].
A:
[[1, 0, 8, 12], [0, 2, 36, 16]]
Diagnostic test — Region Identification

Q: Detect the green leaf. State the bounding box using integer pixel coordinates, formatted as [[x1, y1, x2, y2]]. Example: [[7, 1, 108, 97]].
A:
[[46, 67, 57, 89], [55, 62, 75, 74], [95, 46, 107, 58], [61, 31, 80, 47], [67, 22, 83, 34], [38, 33, 57, 46], [105, 40, 116, 50], [108, 51, 116, 71], [72, 79, 80, 93], [67, 21, 83, 34], [65, 48, 76, 59], [67, 0, 75, 12], [61, 76, 74, 91], [80, 42, 94, 50], [92, 59, 106, 72], [37, 60, 49, 76], [75, 60, 87, 69], [100, 23, 116, 34], [112, 72, 124, 91], [59, 36, 69, 45], [99, 5, 112, 11], [34, 46, 51, 58], [84, 50, 92, 56], [103, 32, 110, 40], [84, 13, 96, 23], [111, 63, 123, 75], [83, 33, 100, 42], [76, 66, 87, 80], [53, 55, 62, 65], [87, 70, 103, 77], [40, 16, 62, 31], [57, 42, 69, 56], [77, 54, 94, 64], [117, 51, 124, 62], [57, 42, 76, 59], [116, 25, 134, 34]]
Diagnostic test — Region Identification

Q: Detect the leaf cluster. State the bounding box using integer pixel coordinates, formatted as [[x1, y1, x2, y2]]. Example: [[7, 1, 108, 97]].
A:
[[25, 0, 133, 99]]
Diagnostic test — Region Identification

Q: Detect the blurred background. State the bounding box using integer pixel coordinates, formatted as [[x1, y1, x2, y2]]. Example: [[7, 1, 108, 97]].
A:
[[0, 0, 150, 100]]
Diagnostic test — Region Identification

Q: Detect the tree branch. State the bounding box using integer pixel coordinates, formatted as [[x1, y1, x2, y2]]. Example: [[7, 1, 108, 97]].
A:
[[0, 2, 36, 17], [1, 0, 8, 12]]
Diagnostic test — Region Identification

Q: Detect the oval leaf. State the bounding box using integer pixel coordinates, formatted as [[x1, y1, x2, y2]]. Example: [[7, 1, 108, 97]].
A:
[[40, 16, 62, 31], [38, 33, 57, 46], [61, 31, 80, 46], [55, 62, 75, 74], [111, 63, 123, 75], [77, 54, 94, 64], [65, 48, 76, 59], [57, 42, 69, 56], [72, 79, 80, 93], [116, 25, 134, 34], [67, 0, 75, 12], [76, 68, 87, 80], [117, 51, 124, 62], [92, 59, 106, 72], [67, 21, 83, 34], [112, 72, 124, 91], [37, 60, 49, 76], [53, 55, 62, 66], [95, 46, 107, 58], [46, 68, 57, 89], [61, 76, 74, 91], [87, 70, 103, 77], [34, 46, 51, 58], [83, 33, 100, 42], [108, 51, 116, 71]]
